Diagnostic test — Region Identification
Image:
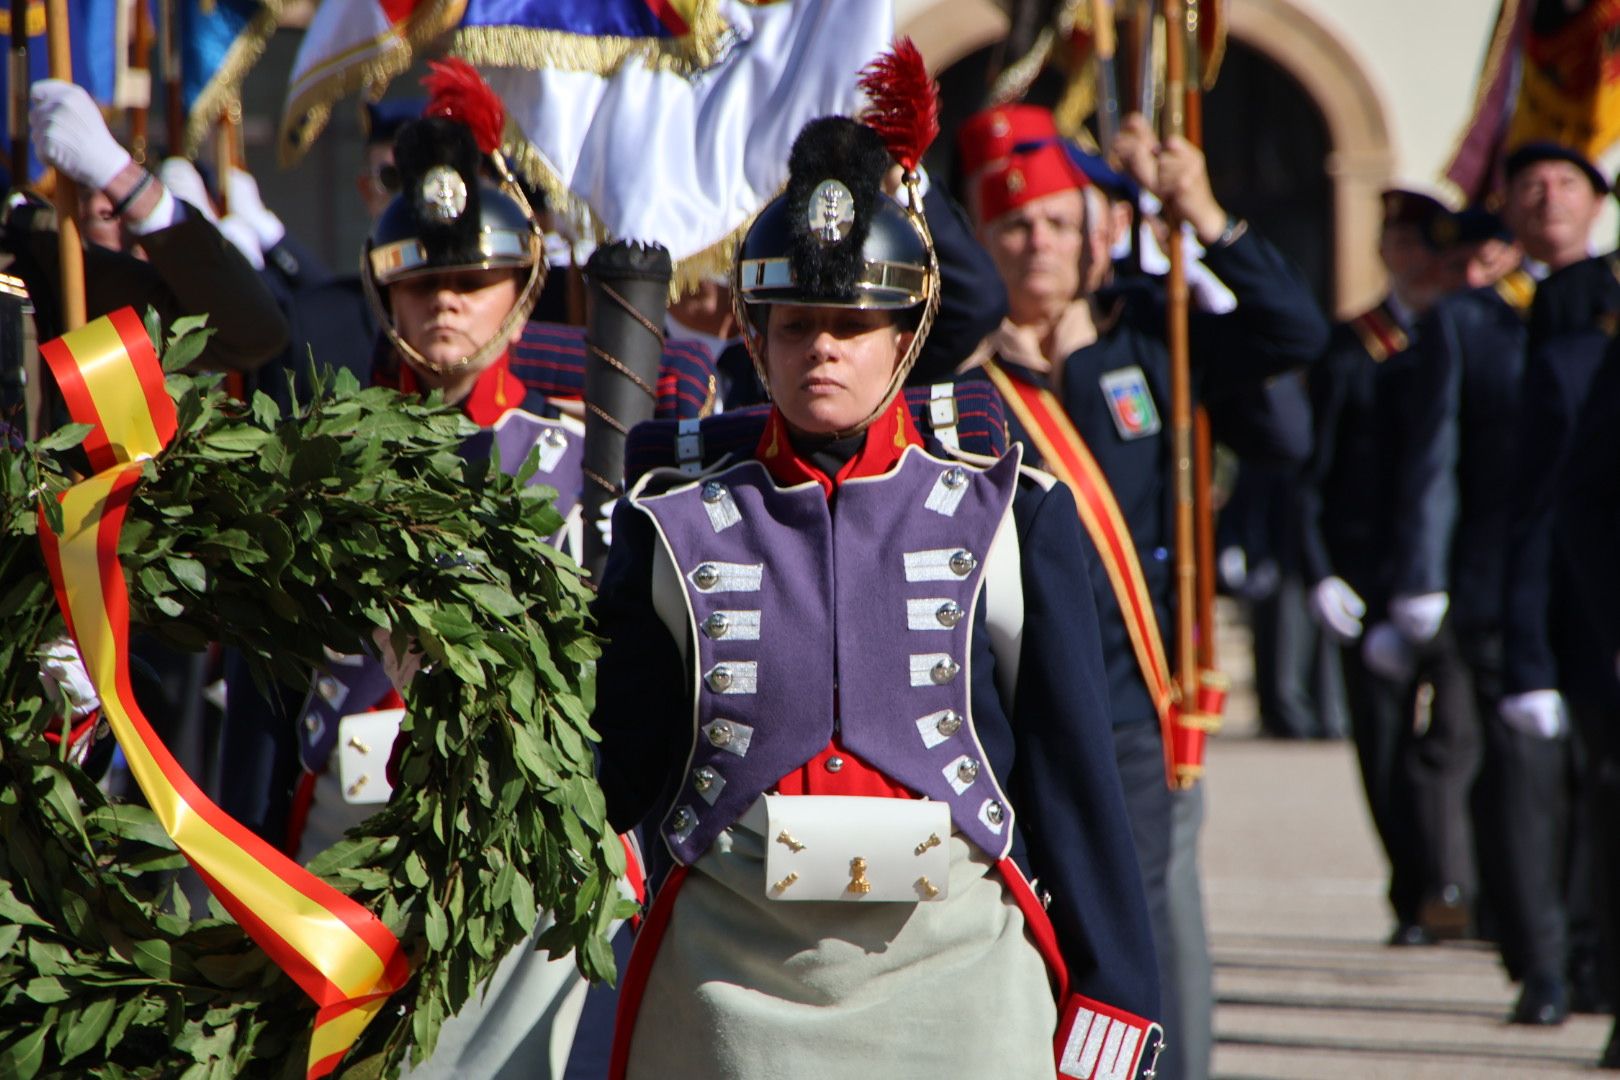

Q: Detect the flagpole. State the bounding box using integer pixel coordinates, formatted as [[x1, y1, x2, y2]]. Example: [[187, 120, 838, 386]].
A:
[[1161, 0, 1196, 720], [44, 0, 85, 330], [160, 0, 180, 155], [9, 0, 27, 179], [1090, 0, 1119, 154], [129, 0, 154, 165], [1184, 0, 1216, 677]]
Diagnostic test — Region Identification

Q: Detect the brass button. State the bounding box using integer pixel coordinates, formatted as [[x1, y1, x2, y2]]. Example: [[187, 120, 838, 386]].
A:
[[957, 758, 980, 783], [703, 611, 731, 639], [693, 766, 716, 793], [985, 801, 1005, 825], [693, 563, 720, 589], [670, 807, 693, 832], [931, 658, 960, 685], [541, 427, 566, 447], [826, 756, 844, 773], [949, 549, 977, 576], [701, 481, 727, 504], [943, 466, 967, 489], [936, 601, 964, 628], [707, 665, 734, 692], [303, 715, 319, 734], [708, 721, 734, 748], [936, 710, 962, 737]]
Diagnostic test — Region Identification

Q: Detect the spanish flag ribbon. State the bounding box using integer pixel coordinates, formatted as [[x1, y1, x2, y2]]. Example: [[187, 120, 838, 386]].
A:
[[34, 309, 408, 1079]]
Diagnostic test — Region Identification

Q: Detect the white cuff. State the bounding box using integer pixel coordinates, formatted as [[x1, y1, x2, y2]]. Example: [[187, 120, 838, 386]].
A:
[[124, 188, 178, 236]]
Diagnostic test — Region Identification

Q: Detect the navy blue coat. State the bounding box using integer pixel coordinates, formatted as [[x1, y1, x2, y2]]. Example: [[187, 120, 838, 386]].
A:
[[1390, 274, 1534, 632], [1298, 299, 1417, 608], [976, 230, 1329, 729]]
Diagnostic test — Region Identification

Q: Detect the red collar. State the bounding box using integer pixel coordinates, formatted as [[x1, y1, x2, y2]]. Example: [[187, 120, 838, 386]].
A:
[[384, 350, 523, 428], [754, 399, 923, 497]]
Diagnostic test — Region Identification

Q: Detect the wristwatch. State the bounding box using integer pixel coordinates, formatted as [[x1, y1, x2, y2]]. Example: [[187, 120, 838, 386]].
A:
[[1211, 214, 1248, 249]]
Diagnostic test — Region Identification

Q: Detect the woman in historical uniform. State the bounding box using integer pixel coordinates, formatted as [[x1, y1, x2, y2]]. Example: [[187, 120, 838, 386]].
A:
[[592, 58, 1163, 1080]]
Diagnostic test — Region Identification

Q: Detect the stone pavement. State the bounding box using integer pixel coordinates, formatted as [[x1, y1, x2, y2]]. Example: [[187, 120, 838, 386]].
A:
[[1203, 613, 1612, 1078]]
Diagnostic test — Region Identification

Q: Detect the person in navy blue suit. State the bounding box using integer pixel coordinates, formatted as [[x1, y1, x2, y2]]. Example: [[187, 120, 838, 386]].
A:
[[1390, 143, 1612, 1027]]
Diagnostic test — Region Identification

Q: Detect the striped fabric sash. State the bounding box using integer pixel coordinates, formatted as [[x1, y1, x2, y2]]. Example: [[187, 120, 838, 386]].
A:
[[1348, 302, 1409, 363], [983, 362, 1176, 781]]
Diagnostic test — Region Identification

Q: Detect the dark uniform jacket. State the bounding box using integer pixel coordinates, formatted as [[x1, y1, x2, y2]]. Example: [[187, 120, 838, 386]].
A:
[[1299, 298, 1417, 610], [8, 200, 288, 373], [1391, 271, 1536, 634], [1506, 253, 1620, 701], [976, 230, 1329, 730]]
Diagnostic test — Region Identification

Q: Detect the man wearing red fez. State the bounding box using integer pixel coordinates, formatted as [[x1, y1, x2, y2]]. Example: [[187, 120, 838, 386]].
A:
[[958, 103, 1330, 1080]]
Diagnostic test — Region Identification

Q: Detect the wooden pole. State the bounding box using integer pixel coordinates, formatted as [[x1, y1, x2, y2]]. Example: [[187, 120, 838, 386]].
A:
[[9, 0, 28, 180], [161, 0, 180, 155], [1162, 0, 1196, 711], [44, 0, 85, 330], [1185, 0, 1216, 675], [1090, 0, 1119, 154], [129, 0, 154, 165]]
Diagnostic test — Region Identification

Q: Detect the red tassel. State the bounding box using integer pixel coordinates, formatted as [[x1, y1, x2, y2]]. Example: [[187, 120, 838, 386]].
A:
[[858, 38, 940, 173], [423, 58, 506, 156]]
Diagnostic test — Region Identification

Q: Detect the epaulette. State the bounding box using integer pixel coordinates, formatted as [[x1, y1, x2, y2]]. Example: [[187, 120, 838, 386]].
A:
[[1347, 301, 1409, 363], [1493, 268, 1536, 316], [509, 323, 718, 419], [624, 380, 1009, 487]]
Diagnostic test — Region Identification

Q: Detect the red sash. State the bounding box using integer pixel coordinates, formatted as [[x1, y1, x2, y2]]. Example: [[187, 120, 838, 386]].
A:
[[985, 361, 1222, 788]]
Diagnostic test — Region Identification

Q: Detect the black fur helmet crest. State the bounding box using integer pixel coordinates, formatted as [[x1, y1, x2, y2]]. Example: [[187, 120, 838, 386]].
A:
[[733, 40, 942, 420]]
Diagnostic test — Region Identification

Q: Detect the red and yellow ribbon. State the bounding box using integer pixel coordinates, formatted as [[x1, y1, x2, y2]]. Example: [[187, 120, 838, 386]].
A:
[[34, 308, 408, 1079]]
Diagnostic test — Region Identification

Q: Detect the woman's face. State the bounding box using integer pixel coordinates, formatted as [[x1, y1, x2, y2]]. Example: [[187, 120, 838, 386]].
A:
[[763, 304, 911, 435], [388, 267, 521, 381]]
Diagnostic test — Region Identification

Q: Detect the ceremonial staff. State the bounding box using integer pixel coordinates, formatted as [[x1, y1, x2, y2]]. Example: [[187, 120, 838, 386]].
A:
[[44, 0, 83, 329], [129, 0, 153, 163], [1090, 0, 1120, 153], [160, 0, 180, 155], [1184, 0, 1217, 681]]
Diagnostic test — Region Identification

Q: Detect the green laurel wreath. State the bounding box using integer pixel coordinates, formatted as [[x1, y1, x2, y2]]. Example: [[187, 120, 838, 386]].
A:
[[0, 316, 628, 1078]]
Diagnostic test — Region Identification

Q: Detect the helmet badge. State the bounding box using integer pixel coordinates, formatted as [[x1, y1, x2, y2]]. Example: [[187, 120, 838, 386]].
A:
[[418, 165, 469, 224], [807, 179, 856, 246]]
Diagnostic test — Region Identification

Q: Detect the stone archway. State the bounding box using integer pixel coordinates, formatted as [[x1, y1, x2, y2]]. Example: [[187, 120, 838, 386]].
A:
[[1225, 0, 1396, 317]]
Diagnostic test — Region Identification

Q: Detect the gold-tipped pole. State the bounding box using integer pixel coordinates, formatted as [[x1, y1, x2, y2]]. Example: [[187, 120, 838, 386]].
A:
[[44, 0, 85, 330]]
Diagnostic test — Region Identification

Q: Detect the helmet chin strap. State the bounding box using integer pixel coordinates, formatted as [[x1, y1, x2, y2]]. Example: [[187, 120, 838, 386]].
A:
[[362, 237, 546, 380]]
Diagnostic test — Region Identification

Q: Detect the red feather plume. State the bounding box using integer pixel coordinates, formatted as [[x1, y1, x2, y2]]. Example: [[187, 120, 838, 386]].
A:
[[857, 38, 940, 173], [423, 58, 506, 156]]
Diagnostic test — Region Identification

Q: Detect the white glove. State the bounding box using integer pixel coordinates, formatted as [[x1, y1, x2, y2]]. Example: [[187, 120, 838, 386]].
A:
[[594, 497, 617, 549], [372, 625, 424, 694], [1390, 591, 1448, 645], [157, 157, 218, 222], [223, 166, 285, 251], [1311, 576, 1367, 642], [1362, 621, 1416, 682], [38, 636, 99, 720], [217, 215, 265, 270], [29, 79, 131, 190], [1498, 690, 1570, 740]]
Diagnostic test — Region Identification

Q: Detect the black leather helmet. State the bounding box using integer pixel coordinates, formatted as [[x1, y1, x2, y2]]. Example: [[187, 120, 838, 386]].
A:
[[363, 115, 545, 374], [733, 116, 939, 419]]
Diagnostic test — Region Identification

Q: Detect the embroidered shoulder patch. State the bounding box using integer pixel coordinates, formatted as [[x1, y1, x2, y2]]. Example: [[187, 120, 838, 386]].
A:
[[1099, 365, 1162, 441]]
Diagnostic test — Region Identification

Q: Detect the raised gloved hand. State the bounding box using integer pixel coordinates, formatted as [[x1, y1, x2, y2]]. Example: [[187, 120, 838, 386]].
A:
[[1361, 621, 1415, 682], [1390, 591, 1448, 645], [224, 166, 286, 251], [157, 157, 218, 222], [1498, 690, 1570, 740], [1311, 576, 1367, 642], [38, 636, 98, 720], [29, 79, 131, 191]]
